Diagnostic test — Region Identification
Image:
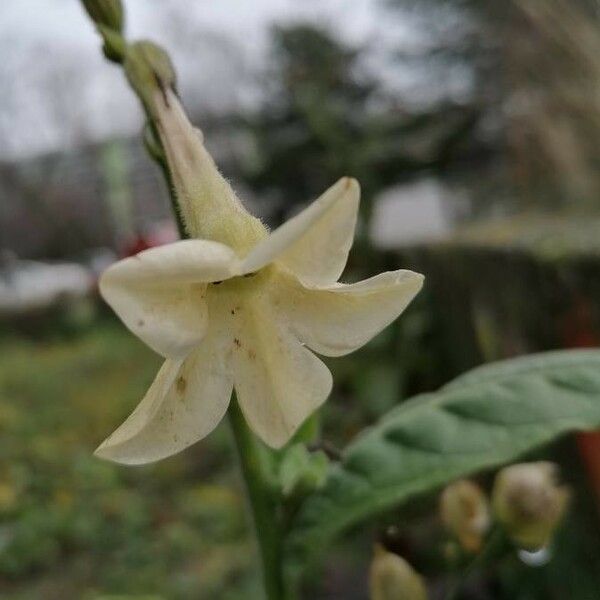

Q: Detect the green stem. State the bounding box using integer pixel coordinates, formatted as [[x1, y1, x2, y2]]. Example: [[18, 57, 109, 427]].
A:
[[228, 398, 289, 600]]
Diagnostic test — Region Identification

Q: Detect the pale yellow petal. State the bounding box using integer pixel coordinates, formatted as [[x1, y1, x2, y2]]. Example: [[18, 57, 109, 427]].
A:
[[231, 296, 332, 448], [274, 269, 424, 357], [95, 330, 233, 465], [99, 240, 238, 357], [101, 239, 240, 284], [241, 177, 359, 284]]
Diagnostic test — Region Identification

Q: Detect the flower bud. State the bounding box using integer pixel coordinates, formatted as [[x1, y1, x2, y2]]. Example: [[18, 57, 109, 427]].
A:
[[124, 41, 177, 110], [97, 24, 127, 63], [492, 462, 569, 550], [440, 479, 490, 553], [81, 0, 124, 33], [369, 546, 428, 600]]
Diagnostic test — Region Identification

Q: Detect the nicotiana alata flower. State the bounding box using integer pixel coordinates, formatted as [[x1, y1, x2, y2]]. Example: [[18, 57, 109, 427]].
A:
[[95, 89, 424, 464]]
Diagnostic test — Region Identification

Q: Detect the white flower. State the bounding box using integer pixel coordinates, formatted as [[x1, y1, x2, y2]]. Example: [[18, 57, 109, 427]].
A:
[[95, 90, 424, 465]]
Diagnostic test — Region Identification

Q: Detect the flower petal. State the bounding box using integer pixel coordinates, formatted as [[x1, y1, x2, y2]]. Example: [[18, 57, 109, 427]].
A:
[[231, 297, 332, 449], [241, 177, 359, 285], [102, 239, 240, 284], [95, 329, 234, 465], [100, 240, 239, 358], [275, 269, 424, 357]]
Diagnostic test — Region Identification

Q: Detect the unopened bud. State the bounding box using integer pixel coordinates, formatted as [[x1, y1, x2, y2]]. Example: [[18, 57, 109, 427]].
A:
[[82, 0, 124, 33], [369, 546, 428, 600], [97, 24, 127, 63], [440, 480, 490, 553], [124, 41, 177, 111], [492, 462, 569, 550]]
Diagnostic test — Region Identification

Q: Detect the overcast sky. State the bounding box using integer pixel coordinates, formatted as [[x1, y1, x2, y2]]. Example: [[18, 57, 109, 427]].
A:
[[0, 1, 435, 161]]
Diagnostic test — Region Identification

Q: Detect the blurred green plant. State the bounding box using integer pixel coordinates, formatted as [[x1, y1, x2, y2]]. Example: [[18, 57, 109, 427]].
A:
[[0, 325, 256, 599], [74, 2, 600, 599], [244, 24, 478, 226], [385, 0, 600, 214]]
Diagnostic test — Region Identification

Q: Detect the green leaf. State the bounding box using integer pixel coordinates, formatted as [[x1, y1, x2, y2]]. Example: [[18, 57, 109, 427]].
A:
[[284, 349, 600, 583], [279, 444, 329, 497]]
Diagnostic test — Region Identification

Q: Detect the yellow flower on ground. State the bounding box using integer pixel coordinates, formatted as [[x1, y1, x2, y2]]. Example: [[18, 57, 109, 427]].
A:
[[95, 89, 424, 465]]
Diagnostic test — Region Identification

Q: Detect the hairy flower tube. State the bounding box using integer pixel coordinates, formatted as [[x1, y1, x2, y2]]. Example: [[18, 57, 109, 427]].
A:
[[95, 89, 424, 464]]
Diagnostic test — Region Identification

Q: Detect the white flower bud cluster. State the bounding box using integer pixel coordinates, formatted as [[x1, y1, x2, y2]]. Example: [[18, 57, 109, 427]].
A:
[[440, 462, 569, 554]]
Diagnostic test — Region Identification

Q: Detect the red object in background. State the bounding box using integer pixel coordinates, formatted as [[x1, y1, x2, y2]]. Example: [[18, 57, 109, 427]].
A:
[[121, 235, 152, 257], [562, 296, 600, 504], [120, 220, 179, 258]]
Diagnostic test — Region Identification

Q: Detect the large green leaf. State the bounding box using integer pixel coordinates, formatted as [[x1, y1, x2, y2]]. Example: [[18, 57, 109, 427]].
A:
[[284, 349, 600, 582]]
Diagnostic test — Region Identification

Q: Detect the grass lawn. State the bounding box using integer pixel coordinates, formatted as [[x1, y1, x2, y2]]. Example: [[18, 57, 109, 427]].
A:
[[0, 322, 259, 599]]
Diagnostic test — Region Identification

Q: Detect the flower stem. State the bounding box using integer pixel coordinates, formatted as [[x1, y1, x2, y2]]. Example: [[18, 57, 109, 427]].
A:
[[228, 398, 289, 600]]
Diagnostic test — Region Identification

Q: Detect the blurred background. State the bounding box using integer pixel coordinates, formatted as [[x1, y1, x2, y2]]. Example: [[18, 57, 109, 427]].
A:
[[1, 0, 600, 598]]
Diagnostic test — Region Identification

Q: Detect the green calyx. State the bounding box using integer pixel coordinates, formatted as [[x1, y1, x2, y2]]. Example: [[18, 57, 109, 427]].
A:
[[124, 41, 177, 113], [97, 24, 127, 63], [81, 0, 126, 63]]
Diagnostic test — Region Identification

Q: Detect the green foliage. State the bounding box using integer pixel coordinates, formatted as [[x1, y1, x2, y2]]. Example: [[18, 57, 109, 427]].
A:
[[244, 21, 484, 233], [284, 349, 600, 582], [278, 444, 328, 498], [245, 25, 377, 214], [0, 324, 257, 599], [386, 0, 600, 213]]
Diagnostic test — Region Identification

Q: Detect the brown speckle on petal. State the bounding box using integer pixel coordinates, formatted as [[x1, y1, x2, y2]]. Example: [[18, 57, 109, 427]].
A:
[[176, 376, 187, 394]]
